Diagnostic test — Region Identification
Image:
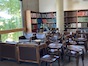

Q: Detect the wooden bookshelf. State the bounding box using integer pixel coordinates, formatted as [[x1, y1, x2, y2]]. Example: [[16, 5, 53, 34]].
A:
[[26, 10, 56, 32], [64, 9, 88, 32]]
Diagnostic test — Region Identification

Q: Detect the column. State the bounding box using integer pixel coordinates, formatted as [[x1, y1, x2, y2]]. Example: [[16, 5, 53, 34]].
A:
[[56, 0, 64, 33], [19, 0, 26, 33]]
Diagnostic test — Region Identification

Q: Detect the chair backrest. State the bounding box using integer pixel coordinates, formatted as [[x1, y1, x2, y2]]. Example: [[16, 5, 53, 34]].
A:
[[24, 33, 34, 39], [36, 33, 46, 39]]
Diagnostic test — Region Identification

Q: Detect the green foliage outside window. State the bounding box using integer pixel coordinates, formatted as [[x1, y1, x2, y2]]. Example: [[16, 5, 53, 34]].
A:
[[0, 0, 23, 42]]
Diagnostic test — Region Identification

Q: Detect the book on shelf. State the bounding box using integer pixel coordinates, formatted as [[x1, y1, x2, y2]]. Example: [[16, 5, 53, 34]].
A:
[[77, 11, 88, 16], [77, 17, 88, 22], [38, 24, 42, 29], [85, 11, 88, 16], [67, 18, 77, 22], [66, 11, 77, 17], [37, 18, 42, 24], [52, 24, 56, 28], [31, 19, 37, 24], [47, 18, 56, 23], [31, 13, 37, 18], [70, 23, 77, 28], [41, 13, 47, 18], [46, 13, 55, 18], [81, 23, 87, 28], [77, 11, 86, 16], [36, 13, 41, 18], [42, 19, 47, 24], [32, 25, 37, 29]]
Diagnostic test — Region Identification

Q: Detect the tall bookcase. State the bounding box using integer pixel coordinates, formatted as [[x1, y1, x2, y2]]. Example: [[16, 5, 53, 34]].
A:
[[26, 10, 56, 32], [64, 9, 88, 32]]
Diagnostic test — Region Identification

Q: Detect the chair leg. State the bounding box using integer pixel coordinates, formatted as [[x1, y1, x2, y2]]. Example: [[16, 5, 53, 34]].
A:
[[62, 54, 65, 66], [38, 62, 41, 66], [68, 56, 71, 62], [58, 59, 60, 66], [50, 63, 52, 66], [81, 55, 84, 66], [76, 56, 79, 66], [81, 49, 84, 66], [46, 62, 47, 66], [39, 60, 43, 66], [84, 42, 87, 53]]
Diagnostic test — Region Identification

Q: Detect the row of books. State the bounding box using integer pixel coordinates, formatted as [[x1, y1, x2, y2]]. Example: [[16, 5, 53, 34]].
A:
[[41, 13, 56, 18], [31, 19, 56, 24], [64, 23, 77, 28], [32, 23, 42, 29], [47, 23, 56, 28], [32, 23, 56, 30], [31, 19, 37, 24], [64, 12, 77, 17], [32, 25, 37, 29], [77, 17, 88, 22], [65, 18, 77, 22], [31, 12, 56, 18], [31, 13, 41, 18], [65, 11, 88, 17], [81, 23, 88, 28], [77, 11, 88, 16], [65, 23, 88, 28]]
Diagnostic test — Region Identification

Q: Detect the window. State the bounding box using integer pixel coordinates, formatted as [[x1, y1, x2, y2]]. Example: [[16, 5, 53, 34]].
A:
[[1, 32, 23, 42], [0, 0, 23, 42]]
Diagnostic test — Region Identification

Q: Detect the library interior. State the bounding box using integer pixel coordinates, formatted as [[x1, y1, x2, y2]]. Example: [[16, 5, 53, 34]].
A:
[[0, 0, 88, 66]]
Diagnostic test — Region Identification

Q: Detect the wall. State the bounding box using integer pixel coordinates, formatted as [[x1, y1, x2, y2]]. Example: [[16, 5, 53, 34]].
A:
[[39, 0, 56, 12], [39, 0, 88, 12], [23, 0, 39, 11], [22, 0, 39, 28], [64, 0, 88, 10]]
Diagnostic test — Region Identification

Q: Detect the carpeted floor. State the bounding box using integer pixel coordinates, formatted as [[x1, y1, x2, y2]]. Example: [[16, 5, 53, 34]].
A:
[[0, 53, 88, 66]]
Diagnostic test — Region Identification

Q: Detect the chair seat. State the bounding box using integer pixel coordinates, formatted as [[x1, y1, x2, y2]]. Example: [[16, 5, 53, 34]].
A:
[[41, 55, 59, 63], [66, 51, 82, 57], [49, 49, 60, 55], [68, 45, 85, 50], [49, 49, 58, 53], [71, 51, 82, 55], [78, 42, 85, 44], [69, 41, 77, 45], [67, 45, 84, 55]]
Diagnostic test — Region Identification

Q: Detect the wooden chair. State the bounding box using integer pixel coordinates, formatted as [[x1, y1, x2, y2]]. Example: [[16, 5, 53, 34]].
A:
[[73, 30, 87, 52], [19, 33, 34, 42], [40, 54, 60, 66], [63, 40, 84, 66], [40, 44, 61, 66], [36, 33, 46, 43]]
